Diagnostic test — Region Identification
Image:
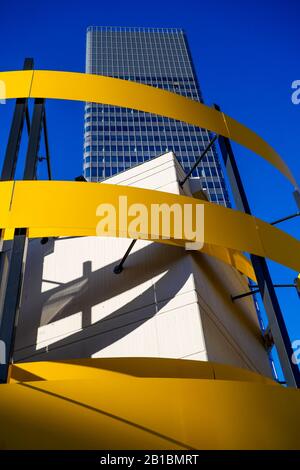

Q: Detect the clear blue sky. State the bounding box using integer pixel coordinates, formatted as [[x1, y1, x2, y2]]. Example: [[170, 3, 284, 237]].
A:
[[0, 0, 299, 377]]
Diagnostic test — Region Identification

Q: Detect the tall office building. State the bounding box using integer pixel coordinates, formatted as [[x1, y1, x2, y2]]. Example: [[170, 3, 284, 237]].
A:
[[84, 26, 230, 206]]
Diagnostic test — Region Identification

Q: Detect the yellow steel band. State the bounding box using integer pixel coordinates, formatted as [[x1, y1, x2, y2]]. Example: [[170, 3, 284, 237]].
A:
[[2, 358, 299, 449], [0, 181, 299, 279], [0, 70, 296, 187]]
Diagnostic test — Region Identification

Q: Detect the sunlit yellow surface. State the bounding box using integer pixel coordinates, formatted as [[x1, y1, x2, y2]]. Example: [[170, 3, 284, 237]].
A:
[[0, 70, 33, 99], [0, 69, 296, 186], [0, 358, 298, 449], [0, 181, 299, 278]]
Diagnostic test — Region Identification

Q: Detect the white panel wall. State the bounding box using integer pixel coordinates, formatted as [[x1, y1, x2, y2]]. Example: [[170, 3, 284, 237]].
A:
[[14, 152, 272, 377]]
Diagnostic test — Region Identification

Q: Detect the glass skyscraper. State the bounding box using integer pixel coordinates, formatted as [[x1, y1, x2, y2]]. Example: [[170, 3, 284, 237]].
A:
[[84, 26, 230, 206]]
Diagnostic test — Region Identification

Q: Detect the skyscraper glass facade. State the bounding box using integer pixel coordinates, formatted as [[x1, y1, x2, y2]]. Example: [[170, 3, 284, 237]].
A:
[[84, 26, 230, 206]]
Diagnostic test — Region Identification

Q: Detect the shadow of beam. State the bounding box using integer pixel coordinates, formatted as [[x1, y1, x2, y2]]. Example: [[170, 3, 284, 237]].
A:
[[20, 382, 194, 450]]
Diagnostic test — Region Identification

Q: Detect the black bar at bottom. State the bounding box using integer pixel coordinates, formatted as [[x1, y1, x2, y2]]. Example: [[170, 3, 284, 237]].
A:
[[0, 450, 298, 465]]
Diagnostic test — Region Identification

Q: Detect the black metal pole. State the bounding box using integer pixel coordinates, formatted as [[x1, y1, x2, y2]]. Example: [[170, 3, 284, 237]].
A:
[[179, 134, 218, 187], [113, 239, 137, 274], [293, 189, 300, 211], [0, 78, 47, 383], [250, 283, 296, 289], [1, 58, 33, 181], [232, 284, 297, 301], [0, 58, 33, 382], [0, 229, 28, 382], [215, 103, 300, 388], [270, 212, 300, 226], [25, 106, 31, 136], [23, 98, 45, 180], [43, 112, 52, 180], [231, 289, 260, 301], [270, 284, 296, 289]]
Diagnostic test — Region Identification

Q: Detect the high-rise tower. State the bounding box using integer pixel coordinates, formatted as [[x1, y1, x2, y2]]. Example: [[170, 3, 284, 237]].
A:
[[84, 26, 230, 206]]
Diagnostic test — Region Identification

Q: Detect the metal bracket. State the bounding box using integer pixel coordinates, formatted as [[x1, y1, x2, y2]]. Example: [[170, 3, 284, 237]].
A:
[[231, 288, 260, 301], [113, 240, 137, 274], [270, 212, 300, 226], [179, 134, 218, 187], [232, 283, 298, 302]]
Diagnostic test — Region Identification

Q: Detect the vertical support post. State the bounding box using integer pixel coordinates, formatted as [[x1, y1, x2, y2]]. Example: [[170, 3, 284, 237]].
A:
[[0, 229, 28, 382], [0, 70, 47, 383], [23, 98, 45, 180], [0, 58, 33, 383], [214, 104, 300, 388], [293, 189, 300, 211], [1, 58, 33, 181], [43, 112, 52, 180]]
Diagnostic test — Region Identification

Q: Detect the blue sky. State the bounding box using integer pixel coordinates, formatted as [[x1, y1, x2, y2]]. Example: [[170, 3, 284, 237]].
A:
[[0, 0, 299, 377]]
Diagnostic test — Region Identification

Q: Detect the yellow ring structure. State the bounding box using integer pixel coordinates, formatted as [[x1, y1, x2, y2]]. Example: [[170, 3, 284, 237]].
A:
[[0, 181, 300, 280], [1, 71, 300, 450], [0, 357, 298, 449], [0, 69, 297, 187]]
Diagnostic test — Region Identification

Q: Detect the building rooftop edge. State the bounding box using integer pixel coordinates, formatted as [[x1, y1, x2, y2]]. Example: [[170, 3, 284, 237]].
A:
[[86, 26, 185, 34]]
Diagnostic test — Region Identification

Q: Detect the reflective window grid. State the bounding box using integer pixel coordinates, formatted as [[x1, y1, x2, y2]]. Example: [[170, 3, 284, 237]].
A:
[[84, 26, 230, 206]]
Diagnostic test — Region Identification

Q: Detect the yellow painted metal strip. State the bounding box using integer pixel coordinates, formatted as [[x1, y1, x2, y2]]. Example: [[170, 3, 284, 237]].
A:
[[200, 244, 256, 281], [0, 70, 33, 99], [1, 358, 300, 450], [256, 217, 300, 273], [0, 181, 299, 277], [10, 358, 276, 385], [0, 70, 296, 186]]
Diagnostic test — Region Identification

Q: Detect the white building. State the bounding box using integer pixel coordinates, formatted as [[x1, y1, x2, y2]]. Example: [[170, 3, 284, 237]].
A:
[[14, 152, 272, 378]]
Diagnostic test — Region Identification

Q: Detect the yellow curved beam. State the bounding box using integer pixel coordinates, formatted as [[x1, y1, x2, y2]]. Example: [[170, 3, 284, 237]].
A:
[[1, 358, 300, 449], [0, 70, 297, 187], [0, 181, 299, 277], [10, 357, 276, 385]]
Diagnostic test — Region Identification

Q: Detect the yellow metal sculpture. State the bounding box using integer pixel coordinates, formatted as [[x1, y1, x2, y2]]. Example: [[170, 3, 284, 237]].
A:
[[0, 69, 299, 450]]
